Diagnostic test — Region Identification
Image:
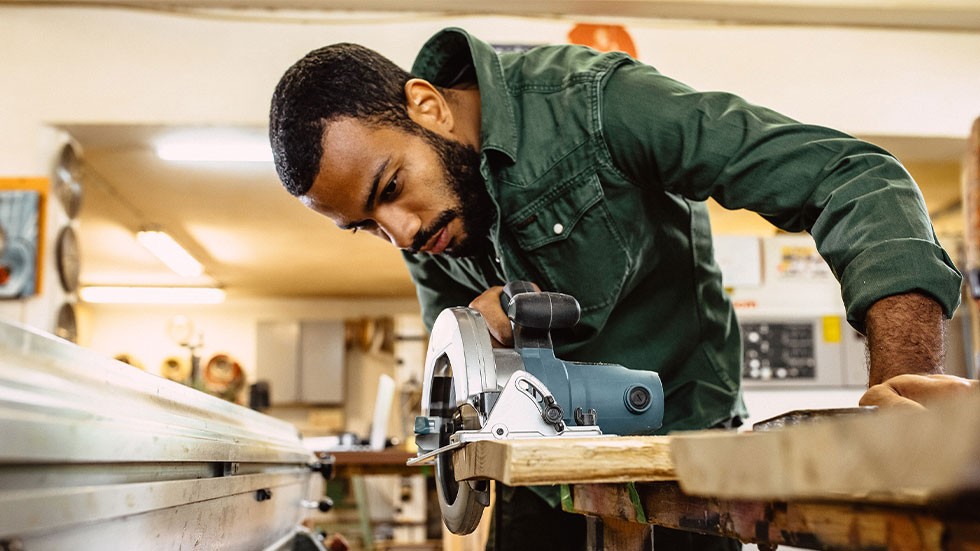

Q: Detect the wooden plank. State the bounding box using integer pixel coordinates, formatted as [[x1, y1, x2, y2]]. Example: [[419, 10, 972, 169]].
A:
[[452, 436, 675, 485], [327, 450, 423, 477], [670, 393, 980, 502], [569, 482, 973, 551], [586, 516, 653, 551]]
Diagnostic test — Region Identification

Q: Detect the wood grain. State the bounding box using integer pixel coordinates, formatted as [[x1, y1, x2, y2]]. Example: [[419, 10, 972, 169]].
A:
[[670, 392, 980, 502], [568, 482, 972, 551], [452, 436, 675, 485]]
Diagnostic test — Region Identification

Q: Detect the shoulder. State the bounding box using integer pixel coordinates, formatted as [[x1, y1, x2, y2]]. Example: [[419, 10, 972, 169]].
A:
[[499, 44, 635, 90]]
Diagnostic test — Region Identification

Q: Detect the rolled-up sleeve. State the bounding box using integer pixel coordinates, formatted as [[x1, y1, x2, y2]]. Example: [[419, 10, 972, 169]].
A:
[[599, 60, 962, 331]]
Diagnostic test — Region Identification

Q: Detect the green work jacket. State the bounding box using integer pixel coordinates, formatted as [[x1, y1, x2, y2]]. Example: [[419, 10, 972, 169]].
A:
[[404, 28, 962, 436]]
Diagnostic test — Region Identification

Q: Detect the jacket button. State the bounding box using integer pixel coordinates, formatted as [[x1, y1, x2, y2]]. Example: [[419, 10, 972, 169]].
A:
[[553, 223, 564, 235]]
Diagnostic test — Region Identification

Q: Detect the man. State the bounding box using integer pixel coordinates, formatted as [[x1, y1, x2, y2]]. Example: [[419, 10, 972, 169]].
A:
[[270, 27, 975, 550]]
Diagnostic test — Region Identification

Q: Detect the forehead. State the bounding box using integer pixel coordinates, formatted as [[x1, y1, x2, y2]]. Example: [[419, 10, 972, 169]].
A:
[[300, 117, 404, 218]]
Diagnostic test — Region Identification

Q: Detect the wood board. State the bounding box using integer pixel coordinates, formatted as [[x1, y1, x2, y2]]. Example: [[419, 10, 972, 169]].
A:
[[452, 435, 675, 485], [568, 481, 980, 551], [670, 392, 980, 502]]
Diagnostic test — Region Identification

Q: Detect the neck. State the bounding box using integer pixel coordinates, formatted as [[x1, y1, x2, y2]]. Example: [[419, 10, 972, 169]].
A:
[[447, 87, 482, 150]]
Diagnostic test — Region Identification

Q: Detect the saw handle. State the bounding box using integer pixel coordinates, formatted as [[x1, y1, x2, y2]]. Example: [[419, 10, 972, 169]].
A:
[[499, 281, 581, 349]]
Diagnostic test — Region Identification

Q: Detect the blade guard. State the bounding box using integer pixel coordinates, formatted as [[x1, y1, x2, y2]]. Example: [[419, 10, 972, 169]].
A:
[[417, 308, 498, 454]]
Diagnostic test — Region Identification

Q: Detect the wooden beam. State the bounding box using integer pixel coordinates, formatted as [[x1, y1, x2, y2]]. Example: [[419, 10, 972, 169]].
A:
[[452, 436, 675, 485], [670, 393, 980, 503], [326, 450, 426, 477], [568, 482, 980, 551], [586, 516, 652, 551]]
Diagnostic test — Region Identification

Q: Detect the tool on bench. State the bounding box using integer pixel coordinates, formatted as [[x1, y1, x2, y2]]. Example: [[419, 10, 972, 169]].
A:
[[409, 281, 665, 534], [751, 406, 876, 431]]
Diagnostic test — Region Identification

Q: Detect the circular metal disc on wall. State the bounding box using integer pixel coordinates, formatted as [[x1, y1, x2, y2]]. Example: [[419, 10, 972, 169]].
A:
[[204, 354, 243, 388], [161, 356, 191, 383], [55, 302, 78, 343], [56, 226, 81, 293], [52, 142, 84, 219], [113, 353, 145, 370]]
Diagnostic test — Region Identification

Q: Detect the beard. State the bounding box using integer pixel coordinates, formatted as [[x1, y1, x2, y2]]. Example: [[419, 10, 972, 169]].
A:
[[408, 126, 496, 258]]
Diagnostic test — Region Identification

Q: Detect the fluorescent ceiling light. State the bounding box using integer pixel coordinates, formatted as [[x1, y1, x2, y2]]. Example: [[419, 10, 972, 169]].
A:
[[80, 286, 226, 304], [137, 231, 203, 277], [156, 132, 272, 163]]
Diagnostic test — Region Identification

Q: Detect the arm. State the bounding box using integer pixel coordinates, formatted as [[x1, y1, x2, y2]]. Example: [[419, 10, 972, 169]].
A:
[[599, 60, 962, 334], [402, 251, 483, 332], [865, 291, 945, 386], [861, 291, 978, 408], [404, 251, 539, 347], [598, 59, 968, 406]]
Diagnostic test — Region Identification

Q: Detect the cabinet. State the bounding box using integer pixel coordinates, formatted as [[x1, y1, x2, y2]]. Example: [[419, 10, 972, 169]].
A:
[[256, 320, 344, 404]]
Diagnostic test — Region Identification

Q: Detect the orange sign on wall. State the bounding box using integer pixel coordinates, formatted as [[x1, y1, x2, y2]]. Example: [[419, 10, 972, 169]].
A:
[[568, 24, 638, 58]]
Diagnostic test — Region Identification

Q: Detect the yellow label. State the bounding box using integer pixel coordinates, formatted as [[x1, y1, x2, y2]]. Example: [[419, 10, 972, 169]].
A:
[[822, 316, 841, 343]]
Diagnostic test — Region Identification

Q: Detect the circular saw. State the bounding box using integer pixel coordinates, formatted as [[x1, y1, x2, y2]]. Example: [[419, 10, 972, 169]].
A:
[[410, 282, 665, 534]]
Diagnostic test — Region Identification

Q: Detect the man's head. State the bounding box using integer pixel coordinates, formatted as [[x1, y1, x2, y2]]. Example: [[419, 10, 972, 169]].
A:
[[270, 43, 494, 257]]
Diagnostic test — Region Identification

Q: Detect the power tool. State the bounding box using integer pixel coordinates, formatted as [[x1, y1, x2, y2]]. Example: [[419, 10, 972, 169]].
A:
[[410, 281, 665, 534]]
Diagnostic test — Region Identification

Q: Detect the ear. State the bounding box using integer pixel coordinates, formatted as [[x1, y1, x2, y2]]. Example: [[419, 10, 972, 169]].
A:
[[404, 78, 454, 134]]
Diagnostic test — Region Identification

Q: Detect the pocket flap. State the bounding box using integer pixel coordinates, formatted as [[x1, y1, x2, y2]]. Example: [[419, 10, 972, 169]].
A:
[[505, 172, 603, 250]]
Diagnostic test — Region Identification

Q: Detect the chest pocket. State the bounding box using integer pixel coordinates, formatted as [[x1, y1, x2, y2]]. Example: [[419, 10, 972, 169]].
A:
[[503, 170, 631, 313]]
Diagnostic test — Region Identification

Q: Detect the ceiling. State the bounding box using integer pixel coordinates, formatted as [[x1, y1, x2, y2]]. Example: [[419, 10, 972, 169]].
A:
[[67, 124, 417, 298], [9, 0, 980, 32]]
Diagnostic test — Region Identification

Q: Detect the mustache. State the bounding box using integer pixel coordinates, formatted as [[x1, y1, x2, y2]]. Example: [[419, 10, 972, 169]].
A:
[[409, 210, 458, 253]]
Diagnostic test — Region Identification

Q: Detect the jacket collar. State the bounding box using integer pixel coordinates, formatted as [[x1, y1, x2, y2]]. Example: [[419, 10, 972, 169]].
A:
[[412, 28, 518, 163]]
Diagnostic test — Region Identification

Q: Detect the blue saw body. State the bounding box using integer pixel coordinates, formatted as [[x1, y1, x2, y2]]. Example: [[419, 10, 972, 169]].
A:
[[517, 345, 664, 436]]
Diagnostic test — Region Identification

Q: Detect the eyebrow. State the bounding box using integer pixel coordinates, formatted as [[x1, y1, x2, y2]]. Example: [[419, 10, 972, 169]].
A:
[[364, 157, 390, 212], [338, 157, 390, 231]]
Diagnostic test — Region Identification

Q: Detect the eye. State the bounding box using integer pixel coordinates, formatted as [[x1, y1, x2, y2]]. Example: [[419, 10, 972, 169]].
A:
[[380, 175, 398, 201], [348, 220, 376, 235]]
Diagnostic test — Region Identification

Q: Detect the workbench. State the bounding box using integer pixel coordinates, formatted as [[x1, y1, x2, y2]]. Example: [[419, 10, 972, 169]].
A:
[[450, 392, 980, 550], [315, 449, 425, 550], [0, 320, 328, 550]]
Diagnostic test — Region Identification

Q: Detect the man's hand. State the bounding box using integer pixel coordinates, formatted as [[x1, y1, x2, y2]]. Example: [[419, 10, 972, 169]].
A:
[[860, 373, 978, 410], [468, 283, 540, 347], [860, 291, 977, 409]]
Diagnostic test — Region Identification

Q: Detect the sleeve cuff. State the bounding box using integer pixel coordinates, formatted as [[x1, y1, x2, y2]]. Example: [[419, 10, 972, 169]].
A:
[[840, 238, 962, 333]]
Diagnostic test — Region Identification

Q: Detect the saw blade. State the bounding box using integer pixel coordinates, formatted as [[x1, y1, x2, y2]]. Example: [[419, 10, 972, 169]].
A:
[[431, 397, 489, 533], [429, 375, 488, 532]]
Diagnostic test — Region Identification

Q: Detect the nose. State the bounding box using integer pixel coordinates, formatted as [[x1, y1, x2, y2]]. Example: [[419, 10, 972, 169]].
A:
[[375, 206, 420, 250]]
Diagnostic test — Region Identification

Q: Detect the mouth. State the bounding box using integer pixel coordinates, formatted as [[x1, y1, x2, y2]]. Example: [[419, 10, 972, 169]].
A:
[[424, 225, 453, 255]]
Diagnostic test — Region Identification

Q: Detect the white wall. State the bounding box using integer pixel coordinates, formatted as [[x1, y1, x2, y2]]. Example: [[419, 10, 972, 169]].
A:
[[78, 296, 419, 381], [3, 6, 979, 178]]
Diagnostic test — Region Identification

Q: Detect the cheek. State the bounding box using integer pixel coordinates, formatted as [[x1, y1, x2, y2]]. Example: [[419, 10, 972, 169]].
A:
[[405, 149, 452, 202]]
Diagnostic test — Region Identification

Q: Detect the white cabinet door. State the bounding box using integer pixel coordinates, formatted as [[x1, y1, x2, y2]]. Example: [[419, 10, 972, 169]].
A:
[[299, 321, 344, 404], [256, 320, 344, 405], [255, 321, 300, 404]]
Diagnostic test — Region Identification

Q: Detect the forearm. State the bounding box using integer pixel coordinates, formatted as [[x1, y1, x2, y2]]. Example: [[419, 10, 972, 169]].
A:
[[865, 291, 946, 386]]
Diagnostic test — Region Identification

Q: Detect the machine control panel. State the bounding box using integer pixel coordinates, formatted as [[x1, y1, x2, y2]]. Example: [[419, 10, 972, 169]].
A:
[[737, 316, 868, 388], [741, 322, 816, 381]]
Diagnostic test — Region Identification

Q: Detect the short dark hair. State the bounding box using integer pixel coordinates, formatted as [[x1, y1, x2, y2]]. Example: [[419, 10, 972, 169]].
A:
[[269, 43, 415, 196]]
